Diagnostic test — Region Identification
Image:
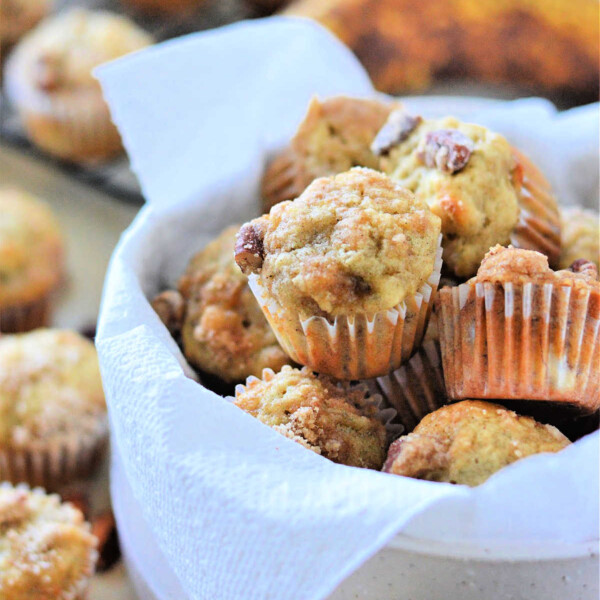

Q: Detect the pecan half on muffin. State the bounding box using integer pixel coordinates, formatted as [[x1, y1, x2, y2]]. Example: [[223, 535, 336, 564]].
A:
[[383, 400, 570, 486], [234, 366, 388, 469], [0, 483, 97, 599], [437, 245, 600, 412], [262, 96, 400, 210], [375, 110, 561, 277], [236, 168, 442, 380], [152, 226, 291, 384]]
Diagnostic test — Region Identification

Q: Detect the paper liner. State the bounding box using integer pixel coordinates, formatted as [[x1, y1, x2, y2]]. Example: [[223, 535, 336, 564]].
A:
[[367, 340, 448, 433], [261, 146, 309, 211], [0, 418, 108, 492], [510, 147, 562, 268], [437, 280, 600, 413], [0, 293, 52, 333], [248, 237, 443, 380]]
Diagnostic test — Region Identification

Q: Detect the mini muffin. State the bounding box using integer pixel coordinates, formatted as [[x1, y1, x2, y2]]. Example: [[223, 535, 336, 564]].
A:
[[5, 9, 153, 163], [0, 0, 49, 47], [375, 110, 562, 277], [262, 96, 399, 211], [437, 245, 600, 412], [0, 188, 65, 333], [0, 329, 107, 490], [559, 207, 599, 271], [152, 226, 291, 384], [383, 400, 570, 486], [236, 168, 442, 379], [234, 365, 388, 469], [0, 483, 97, 599]]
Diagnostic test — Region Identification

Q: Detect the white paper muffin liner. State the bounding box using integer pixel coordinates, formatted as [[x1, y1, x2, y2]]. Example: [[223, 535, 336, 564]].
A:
[[248, 236, 443, 380], [437, 279, 600, 412]]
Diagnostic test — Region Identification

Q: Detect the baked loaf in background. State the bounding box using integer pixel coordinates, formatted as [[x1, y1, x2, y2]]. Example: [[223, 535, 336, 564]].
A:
[[284, 0, 599, 105]]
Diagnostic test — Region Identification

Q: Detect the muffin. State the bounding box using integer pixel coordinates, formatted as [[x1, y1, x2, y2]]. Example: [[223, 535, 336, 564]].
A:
[[0, 483, 97, 599], [234, 366, 388, 469], [0, 329, 107, 490], [152, 226, 291, 384], [375, 110, 562, 277], [0, 0, 50, 47], [236, 168, 443, 380], [4, 9, 153, 163], [437, 245, 600, 412], [559, 207, 599, 271], [383, 400, 570, 486], [262, 96, 399, 211], [0, 188, 65, 333]]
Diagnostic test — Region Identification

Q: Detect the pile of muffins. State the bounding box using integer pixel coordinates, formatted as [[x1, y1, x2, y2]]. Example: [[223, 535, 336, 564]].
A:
[[153, 96, 599, 484], [0, 188, 109, 597]]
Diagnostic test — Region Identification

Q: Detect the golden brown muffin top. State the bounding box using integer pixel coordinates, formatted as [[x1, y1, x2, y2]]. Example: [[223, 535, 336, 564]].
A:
[[383, 400, 570, 486], [0, 329, 106, 448], [238, 168, 441, 317], [378, 112, 521, 277], [474, 245, 599, 289], [559, 207, 599, 271], [0, 484, 97, 599], [234, 365, 387, 469], [0, 188, 64, 307], [169, 226, 290, 383]]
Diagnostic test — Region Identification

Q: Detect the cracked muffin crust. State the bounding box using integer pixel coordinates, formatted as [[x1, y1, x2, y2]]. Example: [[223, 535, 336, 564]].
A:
[[383, 400, 570, 486], [0, 483, 97, 599], [234, 366, 388, 469]]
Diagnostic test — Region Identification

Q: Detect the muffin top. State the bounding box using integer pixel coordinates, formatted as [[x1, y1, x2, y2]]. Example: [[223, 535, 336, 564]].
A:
[[7, 9, 152, 99], [0, 329, 106, 448], [377, 111, 521, 277], [0, 188, 64, 307], [0, 484, 97, 599], [383, 400, 570, 486], [559, 207, 599, 270], [234, 365, 387, 469], [237, 168, 441, 317], [162, 226, 290, 383], [474, 245, 599, 289]]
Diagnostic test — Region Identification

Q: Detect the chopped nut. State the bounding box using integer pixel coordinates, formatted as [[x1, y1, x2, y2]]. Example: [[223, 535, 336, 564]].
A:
[[151, 290, 185, 336], [569, 258, 598, 279], [418, 129, 474, 173], [371, 109, 422, 156], [91, 510, 121, 572], [234, 224, 265, 274]]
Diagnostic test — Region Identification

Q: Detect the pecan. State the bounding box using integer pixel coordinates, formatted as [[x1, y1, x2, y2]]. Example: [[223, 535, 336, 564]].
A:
[[371, 110, 422, 156], [91, 510, 121, 572], [569, 259, 598, 279], [151, 290, 185, 336], [418, 129, 474, 173], [234, 224, 265, 274]]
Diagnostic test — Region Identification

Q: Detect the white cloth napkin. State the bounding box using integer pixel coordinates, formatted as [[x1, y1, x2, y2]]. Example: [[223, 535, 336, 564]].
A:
[[96, 17, 599, 600]]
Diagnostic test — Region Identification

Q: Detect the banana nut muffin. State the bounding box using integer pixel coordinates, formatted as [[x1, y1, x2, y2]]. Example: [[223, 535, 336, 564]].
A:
[[234, 366, 388, 469], [239, 167, 441, 317], [559, 207, 599, 271], [153, 226, 291, 384], [383, 400, 570, 486], [262, 96, 399, 210], [0, 483, 97, 599], [375, 111, 560, 277], [0, 188, 65, 333]]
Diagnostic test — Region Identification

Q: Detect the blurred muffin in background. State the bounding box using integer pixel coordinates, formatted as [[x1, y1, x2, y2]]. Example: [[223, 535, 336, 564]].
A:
[[559, 207, 599, 271], [0, 329, 107, 490], [0, 0, 50, 48], [284, 0, 599, 105], [0, 483, 97, 598], [4, 9, 153, 164], [0, 188, 64, 333], [120, 0, 206, 16]]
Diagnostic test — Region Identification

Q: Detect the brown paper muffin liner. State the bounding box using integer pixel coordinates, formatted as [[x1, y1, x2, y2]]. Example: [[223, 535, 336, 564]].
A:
[[510, 147, 562, 268], [0, 418, 108, 492], [248, 238, 443, 380], [437, 280, 600, 412], [367, 340, 448, 433], [261, 146, 311, 211], [0, 293, 52, 333]]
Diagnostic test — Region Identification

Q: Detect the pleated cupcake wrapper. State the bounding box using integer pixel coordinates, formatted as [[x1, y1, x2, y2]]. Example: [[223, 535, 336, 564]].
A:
[[231, 367, 402, 443], [0, 294, 51, 333], [367, 340, 447, 433], [510, 147, 562, 268], [0, 418, 108, 492], [437, 280, 600, 412], [248, 237, 443, 380], [261, 146, 310, 210]]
